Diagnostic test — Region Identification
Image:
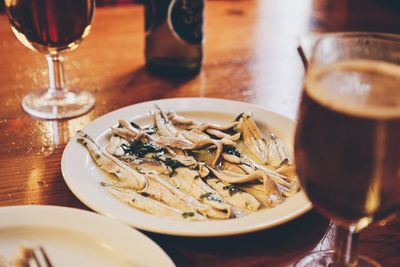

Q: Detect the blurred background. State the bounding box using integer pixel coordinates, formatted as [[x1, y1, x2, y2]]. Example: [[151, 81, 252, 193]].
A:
[[1, 0, 399, 32], [0, 0, 399, 12], [0, 0, 141, 10]]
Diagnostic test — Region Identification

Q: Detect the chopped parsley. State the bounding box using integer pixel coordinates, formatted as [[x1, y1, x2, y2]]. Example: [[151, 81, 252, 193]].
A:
[[223, 185, 243, 196], [200, 192, 222, 202], [225, 128, 238, 136], [222, 145, 241, 157], [140, 192, 150, 197], [153, 155, 185, 172], [200, 192, 212, 199], [121, 140, 165, 157], [164, 157, 185, 170], [182, 212, 195, 219]]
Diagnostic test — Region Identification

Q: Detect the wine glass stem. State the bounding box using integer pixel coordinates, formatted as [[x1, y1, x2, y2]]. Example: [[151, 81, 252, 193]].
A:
[[46, 54, 66, 94], [334, 225, 360, 267]]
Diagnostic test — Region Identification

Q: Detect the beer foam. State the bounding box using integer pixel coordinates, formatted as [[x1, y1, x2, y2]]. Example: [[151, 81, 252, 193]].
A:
[[306, 59, 400, 119]]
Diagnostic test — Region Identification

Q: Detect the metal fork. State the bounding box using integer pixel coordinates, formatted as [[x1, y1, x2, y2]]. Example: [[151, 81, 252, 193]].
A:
[[17, 246, 54, 267]]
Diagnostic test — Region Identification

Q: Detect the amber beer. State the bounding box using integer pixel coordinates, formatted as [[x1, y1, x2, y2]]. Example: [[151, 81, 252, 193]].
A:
[[295, 59, 400, 229]]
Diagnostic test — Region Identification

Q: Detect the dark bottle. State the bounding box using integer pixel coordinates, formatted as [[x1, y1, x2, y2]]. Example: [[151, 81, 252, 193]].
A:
[[145, 0, 204, 76]]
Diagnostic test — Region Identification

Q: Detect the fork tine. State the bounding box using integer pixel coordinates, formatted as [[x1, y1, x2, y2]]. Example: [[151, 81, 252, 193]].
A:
[[14, 245, 54, 267], [38, 247, 53, 267], [22, 246, 54, 267], [30, 250, 41, 267]]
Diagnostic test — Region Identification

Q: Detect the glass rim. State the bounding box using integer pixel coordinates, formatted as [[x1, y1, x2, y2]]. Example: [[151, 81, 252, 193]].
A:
[[307, 31, 400, 68], [313, 31, 400, 47], [311, 31, 400, 59]]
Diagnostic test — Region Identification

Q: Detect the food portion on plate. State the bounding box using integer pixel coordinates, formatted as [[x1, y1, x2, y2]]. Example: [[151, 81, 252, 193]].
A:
[[77, 106, 300, 221], [0, 245, 53, 267]]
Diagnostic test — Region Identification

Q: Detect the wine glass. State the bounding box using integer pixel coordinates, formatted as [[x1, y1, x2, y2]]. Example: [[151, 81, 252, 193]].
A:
[[4, 0, 95, 119], [294, 32, 400, 267]]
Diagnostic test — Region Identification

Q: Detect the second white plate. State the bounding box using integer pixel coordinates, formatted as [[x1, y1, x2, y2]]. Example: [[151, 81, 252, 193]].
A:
[[0, 205, 175, 267], [61, 97, 311, 236]]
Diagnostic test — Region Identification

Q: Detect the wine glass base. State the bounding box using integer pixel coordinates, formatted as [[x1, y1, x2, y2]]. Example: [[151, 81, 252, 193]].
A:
[[294, 250, 381, 267], [22, 89, 95, 119]]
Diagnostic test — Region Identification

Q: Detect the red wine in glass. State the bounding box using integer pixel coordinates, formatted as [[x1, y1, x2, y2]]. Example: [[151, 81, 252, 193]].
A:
[[5, 0, 96, 119]]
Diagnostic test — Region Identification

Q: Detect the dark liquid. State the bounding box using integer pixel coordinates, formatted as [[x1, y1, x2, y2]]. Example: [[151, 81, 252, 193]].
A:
[[295, 62, 400, 229], [6, 0, 94, 52]]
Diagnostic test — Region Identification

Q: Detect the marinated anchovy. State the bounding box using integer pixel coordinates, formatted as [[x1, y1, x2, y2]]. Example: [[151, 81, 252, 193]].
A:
[[106, 134, 128, 156], [146, 174, 231, 219], [167, 111, 195, 125], [153, 107, 179, 137], [104, 185, 206, 221], [141, 174, 201, 212], [170, 168, 233, 219], [236, 112, 269, 164], [236, 112, 293, 167], [265, 132, 294, 167], [77, 107, 300, 221], [76, 131, 147, 191], [206, 178, 260, 212], [219, 152, 299, 198], [197, 121, 238, 132], [206, 128, 241, 141]]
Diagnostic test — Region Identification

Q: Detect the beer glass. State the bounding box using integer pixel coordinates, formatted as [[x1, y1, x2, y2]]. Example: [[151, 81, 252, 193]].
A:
[[294, 33, 400, 266], [4, 0, 95, 119]]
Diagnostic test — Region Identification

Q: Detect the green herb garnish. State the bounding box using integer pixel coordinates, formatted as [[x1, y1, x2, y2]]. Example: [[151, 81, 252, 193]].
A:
[[154, 155, 185, 171], [225, 128, 238, 135], [182, 212, 195, 219], [200, 192, 212, 199], [164, 157, 185, 170], [200, 192, 222, 202], [121, 140, 165, 157], [222, 145, 241, 157], [223, 185, 243, 196]]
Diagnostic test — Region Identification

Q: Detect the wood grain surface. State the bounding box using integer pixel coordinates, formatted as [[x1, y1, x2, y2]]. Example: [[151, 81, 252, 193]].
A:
[[0, 1, 399, 266]]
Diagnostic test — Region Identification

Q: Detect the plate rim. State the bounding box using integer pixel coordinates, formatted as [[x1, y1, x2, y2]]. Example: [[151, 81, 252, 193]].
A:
[[0, 205, 176, 267], [61, 97, 312, 237]]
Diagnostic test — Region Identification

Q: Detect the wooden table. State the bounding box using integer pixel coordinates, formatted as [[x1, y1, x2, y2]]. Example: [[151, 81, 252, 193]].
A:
[[1, 1, 400, 266]]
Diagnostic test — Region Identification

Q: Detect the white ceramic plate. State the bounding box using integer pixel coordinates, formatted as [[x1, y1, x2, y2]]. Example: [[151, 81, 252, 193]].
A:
[[0, 205, 175, 267], [61, 97, 312, 237]]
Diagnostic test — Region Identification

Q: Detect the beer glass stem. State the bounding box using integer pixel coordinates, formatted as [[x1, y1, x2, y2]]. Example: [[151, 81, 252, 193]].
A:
[[334, 225, 360, 266], [46, 54, 66, 94]]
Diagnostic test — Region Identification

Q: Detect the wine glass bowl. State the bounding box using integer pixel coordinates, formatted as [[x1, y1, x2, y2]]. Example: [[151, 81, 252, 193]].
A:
[[4, 0, 95, 119], [294, 33, 400, 267]]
